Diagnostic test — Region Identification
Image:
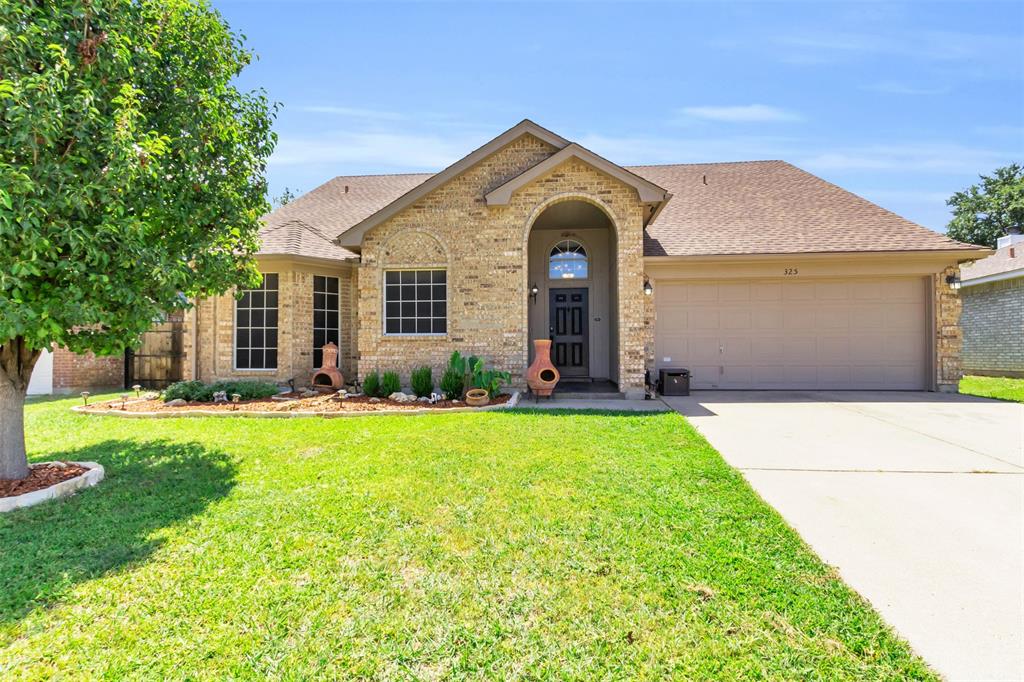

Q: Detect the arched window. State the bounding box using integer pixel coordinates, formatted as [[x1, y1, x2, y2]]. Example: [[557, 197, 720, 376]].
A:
[[549, 240, 588, 279]]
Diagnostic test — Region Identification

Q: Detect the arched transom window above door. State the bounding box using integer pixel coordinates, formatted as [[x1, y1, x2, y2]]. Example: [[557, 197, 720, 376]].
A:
[[549, 240, 588, 279]]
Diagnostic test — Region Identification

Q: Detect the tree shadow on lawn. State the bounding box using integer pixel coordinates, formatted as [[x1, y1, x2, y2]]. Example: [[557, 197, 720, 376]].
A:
[[0, 439, 235, 625]]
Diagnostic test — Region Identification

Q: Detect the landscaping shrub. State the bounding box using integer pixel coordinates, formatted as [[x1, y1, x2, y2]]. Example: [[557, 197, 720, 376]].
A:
[[362, 371, 381, 398], [439, 366, 464, 400], [163, 380, 279, 403], [381, 371, 401, 396], [447, 351, 480, 391], [411, 366, 433, 398], [471, 360, 512, 397], [163, 381, 206, 402]]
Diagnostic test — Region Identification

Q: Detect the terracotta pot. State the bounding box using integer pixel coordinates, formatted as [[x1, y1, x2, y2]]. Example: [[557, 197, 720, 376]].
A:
[[465, 388, 489, 407], [526, 339, 560, 396], [311, 342, 345, 391]]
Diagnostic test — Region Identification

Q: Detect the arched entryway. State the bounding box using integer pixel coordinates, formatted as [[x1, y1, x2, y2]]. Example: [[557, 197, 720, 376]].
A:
[[526, 198, 618, 388]]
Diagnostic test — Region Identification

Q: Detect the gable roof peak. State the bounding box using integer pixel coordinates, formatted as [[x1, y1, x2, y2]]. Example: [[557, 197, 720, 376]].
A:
[[485, 141, 670, 207], [335, 119, 572, 249]]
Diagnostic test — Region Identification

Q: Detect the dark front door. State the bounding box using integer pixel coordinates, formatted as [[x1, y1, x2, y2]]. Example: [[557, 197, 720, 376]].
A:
[[549, 288, 588, 377]]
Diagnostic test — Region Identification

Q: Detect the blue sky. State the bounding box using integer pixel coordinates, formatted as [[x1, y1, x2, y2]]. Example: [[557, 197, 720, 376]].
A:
[[214, 1, 1024, 232]]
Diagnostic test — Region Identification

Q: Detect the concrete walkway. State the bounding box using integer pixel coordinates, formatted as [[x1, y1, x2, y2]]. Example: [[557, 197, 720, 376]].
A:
[[515, 397, 669, 411], [662, 391, 1024, 681]]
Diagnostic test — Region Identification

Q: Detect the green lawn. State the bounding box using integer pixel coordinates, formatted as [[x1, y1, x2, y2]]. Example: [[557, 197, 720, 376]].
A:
[[1, 396, 933, 680], [960, 375, 1024, 403]]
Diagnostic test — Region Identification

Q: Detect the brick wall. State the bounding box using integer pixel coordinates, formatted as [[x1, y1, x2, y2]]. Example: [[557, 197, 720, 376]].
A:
[[51, 347, 122, 392], [934, 265, 964, 392], [961, 276, 1024, 377], [183, 259, 357, 387], [356, 133, 649, 397]]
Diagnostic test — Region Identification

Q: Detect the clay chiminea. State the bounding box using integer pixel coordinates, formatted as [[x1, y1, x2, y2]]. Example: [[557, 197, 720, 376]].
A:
[[311, 342, 344, 392], [526, 339, 560, 397]]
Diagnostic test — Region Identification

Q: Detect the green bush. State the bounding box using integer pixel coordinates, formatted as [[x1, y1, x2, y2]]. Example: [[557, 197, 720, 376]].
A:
[[381, 371, 401, 396], [411, 366, 433, 398], [447, 351, 479, 391], [163, 380, 279, 403], [163, 381, 206, 402], [471, 360, 512, 397], [362, 371, 381, 398], [439, 366, 464, 400]]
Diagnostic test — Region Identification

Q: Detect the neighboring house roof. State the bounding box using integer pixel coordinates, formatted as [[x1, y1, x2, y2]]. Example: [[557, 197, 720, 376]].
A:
[[636, 160, 980, 257], [258, 132, 984, 260], [960, 243, 1024, 286]]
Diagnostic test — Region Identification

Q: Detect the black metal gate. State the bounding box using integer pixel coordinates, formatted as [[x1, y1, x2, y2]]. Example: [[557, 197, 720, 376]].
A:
[[125, 312, 185, 389]]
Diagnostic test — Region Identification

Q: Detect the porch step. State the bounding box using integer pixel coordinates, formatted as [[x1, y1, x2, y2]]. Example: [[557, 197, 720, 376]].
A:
[[549, 391, 625, 401]]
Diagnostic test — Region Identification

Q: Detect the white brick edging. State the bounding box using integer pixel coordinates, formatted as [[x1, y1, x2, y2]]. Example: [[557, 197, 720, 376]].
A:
[[0, 462, 105, 513], [71, 391, 522, 419]]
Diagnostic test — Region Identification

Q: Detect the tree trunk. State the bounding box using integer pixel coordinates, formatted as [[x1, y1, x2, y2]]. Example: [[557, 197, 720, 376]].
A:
[[0, 337, 42, 481]]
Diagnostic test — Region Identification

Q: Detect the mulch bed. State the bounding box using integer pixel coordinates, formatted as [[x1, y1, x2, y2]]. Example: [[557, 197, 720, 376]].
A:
[[85, 392, 512, 414], [0, 462, 90, 499]]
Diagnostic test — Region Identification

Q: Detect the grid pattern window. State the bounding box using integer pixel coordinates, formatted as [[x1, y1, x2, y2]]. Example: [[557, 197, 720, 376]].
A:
[[313, 275, 340, 368], [384, 270, 447, 335], [235, 274, 278, 370]]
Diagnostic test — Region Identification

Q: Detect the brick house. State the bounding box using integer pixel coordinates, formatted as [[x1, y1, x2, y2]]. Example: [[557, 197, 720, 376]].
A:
[[959, 231, 1024, 378], [181, 120, 987, 397], [27, 347, 123, 395]]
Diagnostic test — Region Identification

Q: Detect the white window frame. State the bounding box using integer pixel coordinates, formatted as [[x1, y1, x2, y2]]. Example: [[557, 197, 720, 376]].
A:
[[313, 275, 341, 368], [382, 268, 448, 337], [233, 273, 279, 371]]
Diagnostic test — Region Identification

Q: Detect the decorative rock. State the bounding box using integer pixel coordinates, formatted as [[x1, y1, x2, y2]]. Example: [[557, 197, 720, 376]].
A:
[[166, 398, 187, 407], [369, 397, 382, 403], [388, 391, 417, 403], [300, 389, 318, 399], [417, 396, 430, 403], [212, 391, 228, 403], [143, 392, 160, 401]]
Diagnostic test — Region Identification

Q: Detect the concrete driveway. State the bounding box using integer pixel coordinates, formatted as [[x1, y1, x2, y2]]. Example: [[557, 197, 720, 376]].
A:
[[662, 391, 1024, 682]]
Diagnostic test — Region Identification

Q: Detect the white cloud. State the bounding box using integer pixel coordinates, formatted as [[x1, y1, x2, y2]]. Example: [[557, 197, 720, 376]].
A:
[[776, 29, 1011, 62], [270, 129, 487, 170], [576, 133, 797, 165], [677, 104, 803, 123], [973, 124, 1024, 137], [795, 143, 1010, 174], [862, 81, 950, 96], [294, 105, 407, 121]]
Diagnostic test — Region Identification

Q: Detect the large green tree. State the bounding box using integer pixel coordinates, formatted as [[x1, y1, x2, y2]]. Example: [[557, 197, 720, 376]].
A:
[[946, 164, 1024, 248], [0, 0, 276, 479]]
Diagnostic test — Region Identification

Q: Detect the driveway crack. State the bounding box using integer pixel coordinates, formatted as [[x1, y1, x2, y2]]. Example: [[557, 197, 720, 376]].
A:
[[821, 397, 1024, 473]]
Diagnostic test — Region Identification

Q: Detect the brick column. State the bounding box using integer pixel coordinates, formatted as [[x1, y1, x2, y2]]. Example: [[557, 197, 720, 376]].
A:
[[934, 265, 963, 392]]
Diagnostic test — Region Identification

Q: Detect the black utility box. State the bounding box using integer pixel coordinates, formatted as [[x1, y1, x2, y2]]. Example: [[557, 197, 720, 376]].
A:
[[659, 368, 690, 396]]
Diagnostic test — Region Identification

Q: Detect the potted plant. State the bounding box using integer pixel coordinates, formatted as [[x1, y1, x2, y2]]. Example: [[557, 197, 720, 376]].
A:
[[465, 388, 489, 407]]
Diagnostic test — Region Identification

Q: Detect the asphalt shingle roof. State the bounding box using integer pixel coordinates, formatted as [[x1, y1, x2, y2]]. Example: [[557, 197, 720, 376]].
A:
[[258, 160, 980, 260], [636, 160, 978, 256], [960, 243, 1024, 282]]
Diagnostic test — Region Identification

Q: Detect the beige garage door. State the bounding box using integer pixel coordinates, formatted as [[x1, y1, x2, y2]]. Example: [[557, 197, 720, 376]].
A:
[[655, 277, 929, 390]]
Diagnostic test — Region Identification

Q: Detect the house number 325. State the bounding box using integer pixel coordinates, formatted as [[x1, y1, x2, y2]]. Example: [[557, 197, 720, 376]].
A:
[[784, 268, 799, 276]]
